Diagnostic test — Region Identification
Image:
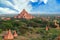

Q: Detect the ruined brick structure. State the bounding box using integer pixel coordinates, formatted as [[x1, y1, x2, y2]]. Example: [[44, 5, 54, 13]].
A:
[[14, 9, 35, 20], [1, 17, 11, 20]]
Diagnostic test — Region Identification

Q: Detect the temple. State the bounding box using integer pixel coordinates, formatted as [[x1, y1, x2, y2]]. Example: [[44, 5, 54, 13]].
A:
[[13, 30, 18, 38], [4, 30, 14, 40], [14, 9, 35, 20]]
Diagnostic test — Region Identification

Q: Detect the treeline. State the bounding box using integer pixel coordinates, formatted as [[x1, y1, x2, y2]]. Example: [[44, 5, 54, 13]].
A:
[[0, 18, 60, 34], [0, 18, 60, 40]]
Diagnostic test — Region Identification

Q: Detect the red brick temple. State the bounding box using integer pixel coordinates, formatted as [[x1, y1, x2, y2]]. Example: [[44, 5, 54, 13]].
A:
[[14, 9, 35, 20]]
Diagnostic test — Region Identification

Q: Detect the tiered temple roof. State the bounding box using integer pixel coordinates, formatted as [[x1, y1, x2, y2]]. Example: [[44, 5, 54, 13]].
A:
[[14, 9, 35, 19]]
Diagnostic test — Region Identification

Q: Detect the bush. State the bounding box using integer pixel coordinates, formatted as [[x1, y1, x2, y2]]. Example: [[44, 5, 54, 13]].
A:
[[0, 29, 2, 33]]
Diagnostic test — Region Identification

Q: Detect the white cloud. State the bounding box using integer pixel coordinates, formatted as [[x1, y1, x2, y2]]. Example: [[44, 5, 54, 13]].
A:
[[0, 0, 14, 7], [30, 0, 48, 4], [30, 0, 38, 2], [0, 0, 32, 14], [0, 0, 48, 14], [0, 7, 18, 14], [43, 0, 48, 4], [12, 0, 31, 12], [40, 0, 48, 4]]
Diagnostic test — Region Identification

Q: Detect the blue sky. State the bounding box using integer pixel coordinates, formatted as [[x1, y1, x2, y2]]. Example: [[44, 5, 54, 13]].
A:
[[0, 0, 60, 14]]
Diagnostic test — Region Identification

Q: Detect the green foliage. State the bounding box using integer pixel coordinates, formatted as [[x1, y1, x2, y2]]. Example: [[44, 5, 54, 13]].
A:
[[0, 17, 60, 40], [0, 36, 2, 40], [0, 29, 2, 33]]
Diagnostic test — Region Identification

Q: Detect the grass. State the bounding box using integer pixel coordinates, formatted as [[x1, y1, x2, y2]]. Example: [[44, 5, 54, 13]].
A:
[[15, 28, 60, 40], [0, 36, 2, 40], [0, 28, 60, 40]]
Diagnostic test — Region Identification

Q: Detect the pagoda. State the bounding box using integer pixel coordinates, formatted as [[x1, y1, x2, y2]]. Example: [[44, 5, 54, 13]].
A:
[[13, 30, 18, 38], [14, 9, 35, 20], [4, 30, 14, 40], [46, 25, 49, 31]]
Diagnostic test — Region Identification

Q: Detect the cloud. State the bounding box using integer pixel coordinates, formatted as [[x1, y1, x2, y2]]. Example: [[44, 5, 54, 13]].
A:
[[0, 0, 14, 7], [0, 7, 18, 14], [40, 0, 48, 4], [12, 0, 30, 12], [11, 0, 32, 13], [30, 0, 48, 4], [30, 0, 38, 2], [29, 0, 60, 13], [0, 0, 32, 14], [0, 0, 60, 14]]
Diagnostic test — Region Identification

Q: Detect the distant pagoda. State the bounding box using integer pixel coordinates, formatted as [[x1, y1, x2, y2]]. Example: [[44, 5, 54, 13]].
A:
[[14, 9, 35, 20]]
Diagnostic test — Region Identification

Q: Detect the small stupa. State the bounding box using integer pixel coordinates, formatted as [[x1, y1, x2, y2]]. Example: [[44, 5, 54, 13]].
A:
[[13, 30, 18, 38], [4, 29, 14, 40], [46, 25, 49, 31]]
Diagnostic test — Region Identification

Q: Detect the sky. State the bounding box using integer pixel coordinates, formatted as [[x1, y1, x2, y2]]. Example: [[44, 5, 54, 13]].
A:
[[0, 0, 60, 14]]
